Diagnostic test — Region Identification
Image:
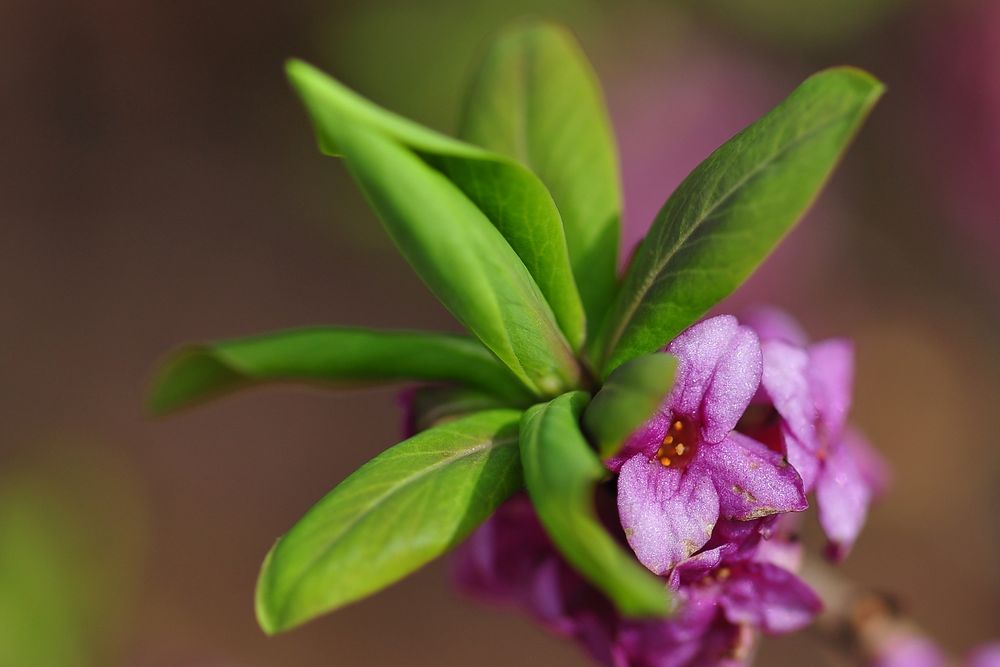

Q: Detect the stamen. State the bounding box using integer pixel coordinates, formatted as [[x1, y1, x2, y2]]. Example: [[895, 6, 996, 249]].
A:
[[656, 418, 697, 468]]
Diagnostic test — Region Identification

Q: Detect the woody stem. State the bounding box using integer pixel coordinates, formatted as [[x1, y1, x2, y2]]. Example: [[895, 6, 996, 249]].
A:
[[800, 556, 951, 666]]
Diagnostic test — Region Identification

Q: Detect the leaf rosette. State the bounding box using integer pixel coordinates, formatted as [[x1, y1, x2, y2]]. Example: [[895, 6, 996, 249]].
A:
[[149, 20, 882, 635]]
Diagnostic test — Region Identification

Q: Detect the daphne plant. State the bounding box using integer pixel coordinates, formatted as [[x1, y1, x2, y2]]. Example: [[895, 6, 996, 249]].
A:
[[149, 20, 893, 664]]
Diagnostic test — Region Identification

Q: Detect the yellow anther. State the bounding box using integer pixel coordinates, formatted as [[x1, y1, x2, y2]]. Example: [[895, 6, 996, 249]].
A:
[[656, 419, 695, 468]]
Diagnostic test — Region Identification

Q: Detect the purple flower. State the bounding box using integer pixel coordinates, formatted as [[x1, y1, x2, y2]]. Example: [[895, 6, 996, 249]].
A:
[[612, 315, 807, 575], [873, 636, 949, 667], [452, 313, 831, 666], [670, 541, 820, 637], [968, 644, 1000, 667], [452, 494, 580, 631], [454, 495, 820, 667], [872, 637, 1000, 667], [740, 308, 889, 560], [455, 494, 635, 663], [614, 536, 820, 667], [614, 585, 757, 667]]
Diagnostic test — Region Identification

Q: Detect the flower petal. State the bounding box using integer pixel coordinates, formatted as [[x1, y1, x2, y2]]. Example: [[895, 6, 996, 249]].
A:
[[695, 619, 755, 667], [816, 430, 883, 560], [808, 338, 854, 439], [669, 545, 730, 590], [719, 562, 822, 634], [702, 326, 764, 444], [784, 429, 821, 492], [742, 307, 809, 346], [754, 536, 804, 574], [528, 558, 577, 633], [452, 494, 553, 600], [967, 643, 1000, 667], [847, 427, 891, 496], [617, 454, 719, 575], [873, 636, 948, 667], [666, 315, 762, 442], [618, 588, 720, 667], [706, 517, 779, 560], [760, 339, 817, 451], [573, 610, 630, 667], [701, 433, 807, 521]]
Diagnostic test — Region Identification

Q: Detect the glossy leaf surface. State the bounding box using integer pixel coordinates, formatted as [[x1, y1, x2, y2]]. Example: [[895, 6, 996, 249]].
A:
[[520, 392, 671, 617], [256, 409, 522, 633], [288, 60, 585, 393], [148, 327, 530, 414], [595, 67, 884, 374], [461, 21, 621, 336], [583, 353, 676, 459]]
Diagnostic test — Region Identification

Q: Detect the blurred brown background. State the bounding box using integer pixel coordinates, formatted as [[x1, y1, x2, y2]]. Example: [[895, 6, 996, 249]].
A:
[[2, 0, 998, 665]]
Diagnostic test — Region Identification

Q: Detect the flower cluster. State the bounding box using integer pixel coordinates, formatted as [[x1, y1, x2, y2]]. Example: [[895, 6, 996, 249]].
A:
[[454, 311, 888, 666]]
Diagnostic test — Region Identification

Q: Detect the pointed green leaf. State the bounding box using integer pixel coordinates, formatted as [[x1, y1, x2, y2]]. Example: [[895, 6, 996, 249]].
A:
[[147, 327, 531, 415], [583, 354, 676, 459], [287, 60, 586, 371], [256, 409, 523, 634], [520, 392, 671, 617], [461, 21, 621, 338], [594, 67, 884, 374]]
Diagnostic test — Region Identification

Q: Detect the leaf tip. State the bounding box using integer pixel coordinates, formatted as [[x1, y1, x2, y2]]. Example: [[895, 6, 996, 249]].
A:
[[284, 58, 317, 88], [283, 58, 349, 157], [498, 15, 570, 38], [584, 353, 676, 459], [811, 65, 886, 105], [145, 345, 243, 417]]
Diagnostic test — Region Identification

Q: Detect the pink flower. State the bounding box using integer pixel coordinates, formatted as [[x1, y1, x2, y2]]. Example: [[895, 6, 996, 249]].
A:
[[968, 644, 1000, 667], [454, 495, 820, 667], [873, 636, 949, 667], [612, 315, 807, 575], [452, 313, 835, 666], [872, 637, 1000, 667], [739, 308, 889, 559]]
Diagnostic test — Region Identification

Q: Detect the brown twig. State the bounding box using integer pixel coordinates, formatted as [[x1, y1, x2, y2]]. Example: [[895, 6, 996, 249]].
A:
[[800, 557, 950, 666]]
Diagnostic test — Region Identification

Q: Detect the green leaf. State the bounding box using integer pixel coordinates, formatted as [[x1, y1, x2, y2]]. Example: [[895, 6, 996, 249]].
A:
[[147, 327, 531, 415], [256, 409, 523, 633], [403, 385, 509, 434], [287, 60, 586, 393], [519, 392, 671, 617], [461, 21, 621, 339], [583, 354, 676, 459], [593, 67, 884, 374]]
